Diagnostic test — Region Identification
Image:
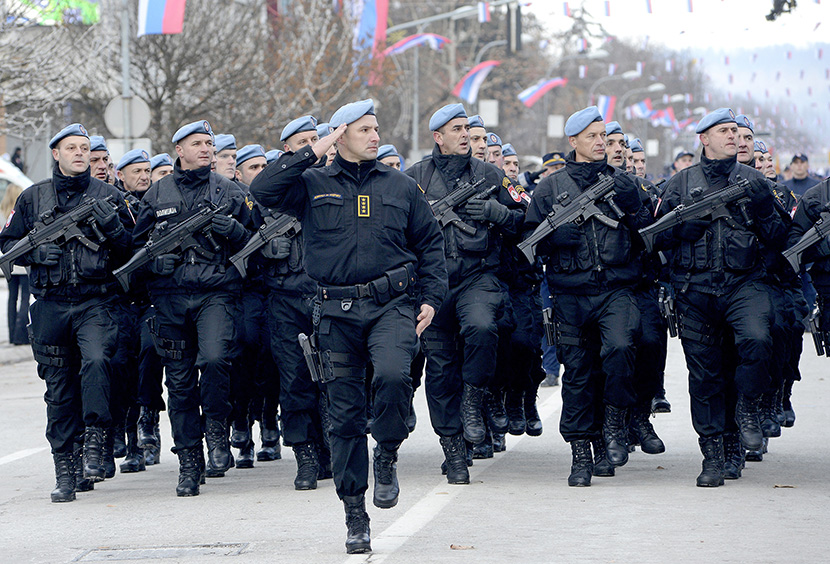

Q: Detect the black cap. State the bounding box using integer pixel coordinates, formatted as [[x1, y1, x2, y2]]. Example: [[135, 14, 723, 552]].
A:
[[674, 150, 694, 161], [791, 153, 808, 163]]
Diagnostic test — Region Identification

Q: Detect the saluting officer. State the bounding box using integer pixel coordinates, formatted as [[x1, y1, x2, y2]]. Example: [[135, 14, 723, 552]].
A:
[[0, 124, 133, 502], [251, 99, 447, 554], [132, 120, 256, 497]]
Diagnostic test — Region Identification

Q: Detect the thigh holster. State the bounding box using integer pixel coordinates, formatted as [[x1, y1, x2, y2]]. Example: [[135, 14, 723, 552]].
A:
[[146, 316, 189, 360]]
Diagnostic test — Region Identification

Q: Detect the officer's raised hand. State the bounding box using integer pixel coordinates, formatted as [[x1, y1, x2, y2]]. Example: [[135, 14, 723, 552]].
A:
[[416, 304, 435, 337], [262, 237, 291, 260], [312, 123, 348, 161], [464, 198, 510, 225], [92, 199, 124, 237], [150, 254, 177, 276], [211, 213, 246, 242], [612, 174, 642, 214], [31, 243, 62, 265], [747, 176, 774, 217]]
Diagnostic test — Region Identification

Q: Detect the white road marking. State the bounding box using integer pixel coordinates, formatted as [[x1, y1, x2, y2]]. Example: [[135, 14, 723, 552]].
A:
[[0, 447, 47, 466], [344, 390, 562, 563]]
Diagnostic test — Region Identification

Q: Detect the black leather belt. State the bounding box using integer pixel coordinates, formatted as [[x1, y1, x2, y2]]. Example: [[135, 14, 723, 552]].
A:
[[317, 282, 374, 300]]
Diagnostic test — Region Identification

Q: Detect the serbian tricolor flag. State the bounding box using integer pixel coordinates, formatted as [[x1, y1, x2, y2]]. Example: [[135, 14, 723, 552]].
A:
[[597, 95, 616, 121], [382, 33, 450, 57], [453, 60, 501, 105], [478, 2, 491, 23], [517, 77, 568, 108], [138, 0, 187, 36]]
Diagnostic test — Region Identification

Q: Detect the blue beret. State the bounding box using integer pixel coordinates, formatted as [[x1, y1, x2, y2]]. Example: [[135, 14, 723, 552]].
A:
[[150, 153, 173, 170], [623, 134, 630, 145], [265, 149, 284, 164], [735, 114, 754, 133], [214, 134, 237, 153], [49, 123, 89, 149], [468, 115, 486, 129], [281, 115, 318, 142], [377, 144, 400, 161], [754, 140, 768, 153], [116, 149, 150, 171], [330, 99, 375, 129], [564, 106, 603, 137], [629, 138, 644, 153], [237, 144, 267, 166], [695, 108, 736, 133], [172, 120, 213, 144], [429, 103, 467, 131], [502, 143, 517, 157], [316, 122, 334, 139], [89, 135, 108, 152], [486, 133, 502, 147], [605, 121, 623, 136]]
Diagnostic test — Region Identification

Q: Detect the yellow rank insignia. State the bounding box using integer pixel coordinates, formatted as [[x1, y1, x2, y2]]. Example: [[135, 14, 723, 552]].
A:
[[245, 196, 253, 210], [502, 177, 510, 188], [358, 195, 370, 217]]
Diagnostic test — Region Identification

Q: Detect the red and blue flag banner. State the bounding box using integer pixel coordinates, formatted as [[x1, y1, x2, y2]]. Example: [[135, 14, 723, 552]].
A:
[[645, 0, 652, 13], [608, 63, 617, 76], [382, 33, 450, 57], [138, 0, 187, 36], [517, 77, 568, 108], [628, 98, 654, 119], [604, 1, 611, 16], [453, 60, 502, 104], [353, 0, 389, 54], [597, 95, 616, 121], [478, 1, 491, 23], [563, 2, 571, 16]]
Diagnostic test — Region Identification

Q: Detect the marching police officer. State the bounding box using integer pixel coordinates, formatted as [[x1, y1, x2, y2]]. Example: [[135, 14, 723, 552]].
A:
[[0, 124, 133, 502], [132, 120, 256, 496], [250, 99, 447, 554], [150, 153, 174, 182]]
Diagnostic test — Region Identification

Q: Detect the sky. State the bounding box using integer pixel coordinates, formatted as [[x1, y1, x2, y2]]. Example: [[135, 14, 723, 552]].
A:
[[525, 0, 830, 163]]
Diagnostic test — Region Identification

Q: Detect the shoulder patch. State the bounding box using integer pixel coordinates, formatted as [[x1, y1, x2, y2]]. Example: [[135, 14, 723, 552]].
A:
[[155, 206, 179, 218], [507, 184, 522, 203], [4, 209, 14, 228], [502, 177, 510, 188], [245, 195, 254, 210], [312, 193, 343, 201]]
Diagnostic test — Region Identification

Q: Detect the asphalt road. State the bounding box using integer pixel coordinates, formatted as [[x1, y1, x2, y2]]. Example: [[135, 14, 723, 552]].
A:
[[1, 333, 829, 563]]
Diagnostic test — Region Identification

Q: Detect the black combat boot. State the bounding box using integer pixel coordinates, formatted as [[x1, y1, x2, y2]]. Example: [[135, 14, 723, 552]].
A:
[[722, 432, 744, 479], [176, 447, 202, 497], [343, 494, 371, 554], [460, 383, 487, 444], [292, 442, 319, 490], [591, 439, 615, 477], [504, 390, 526, 435], [602, 405, 629, 467], [73, 441, 94, 492], [492, 432, 506, 453], [651, 389, 671, 413], [782, 380, 796, 428], [774, 383, 786, 425], [759, 390, 782, 438], [230, 421, 252, 449], [630, 404, 666, 454], [696, 435, 725, 487], [83, 426, 107, 482], [204, 418, 234, 477], [138, 407, 160, 465], [317, 441, 333, 480], [257, 425, 282, 461], [51, 452, 76, 503], [524, 389, 543, 437], [568, 440, 593, 487], [236, 441, 255, 469], [120, 429, 146, 473], [102, 428, 116, 479], [472, 426, 494, 459], [439, 434, 470, 485], [745, 436, 768, 462], [735, 394, 763, 451], [372, 445, 400, 509], [112, 421, 127, 458], [484, 390, 509, 434]]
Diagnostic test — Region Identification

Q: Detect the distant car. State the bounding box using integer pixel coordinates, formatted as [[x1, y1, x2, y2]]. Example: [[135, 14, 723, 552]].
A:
[[0, 156, 34, 203]]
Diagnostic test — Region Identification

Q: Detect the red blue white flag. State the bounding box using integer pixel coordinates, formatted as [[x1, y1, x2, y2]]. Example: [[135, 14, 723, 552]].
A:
[[478, 2, 491, 23], [517, 77, 568, 108], [382, 33, 450, 57], [597, 95, 616, 121], [453, 60, 502, 105], [138, 0, 187, 36]]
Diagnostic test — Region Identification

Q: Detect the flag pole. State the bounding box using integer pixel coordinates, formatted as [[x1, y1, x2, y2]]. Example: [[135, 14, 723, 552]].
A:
[[121, 0, 133, 150]]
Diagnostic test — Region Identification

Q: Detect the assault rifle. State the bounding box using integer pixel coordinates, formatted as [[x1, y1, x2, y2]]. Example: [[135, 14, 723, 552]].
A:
[[113, 203, 229, 291], [230, 213, 301, 277], [658, 285, 679, 338], [517, 173, 618, 263], [430, 178, 499, 235], [638, 176, 752, 253], [0, 194, 115, 281], [782, 204, 830, 273]]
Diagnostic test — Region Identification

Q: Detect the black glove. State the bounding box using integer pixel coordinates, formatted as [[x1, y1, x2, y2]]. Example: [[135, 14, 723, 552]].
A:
[[150, 254, 177, 276], [747, 176, 774, 217], [211, 214, 244, 240], [675, 219, 710, 242], [613, 174, 642, 214], [261, 237, 291, 260], [817, 234, 830, 257], [465, 198, 510, 225], [31, 244, 62, 265], [550, 223, 582, 247], [92, 199, 123, 236]]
